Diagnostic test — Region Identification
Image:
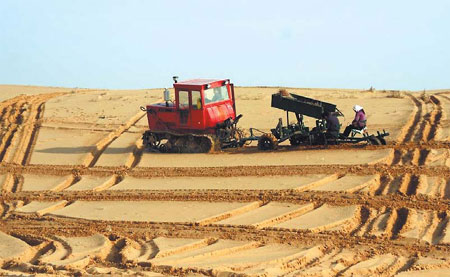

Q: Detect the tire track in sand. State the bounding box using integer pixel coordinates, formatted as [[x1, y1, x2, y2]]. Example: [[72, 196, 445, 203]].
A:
[[427, 95, 443, 142], [2, 230, 446, 276], [3, 189, 449, 212], [2, 162, 448, 179], [389, 93, 444, 167], [84, 112, 145, 168], [20, 102, 46, 166], [61, 112, 145, 191], [0, 93, 66, 166], [3, 216, 450, 255], [0, 102, 27, 162], [380, 93, 445, 212]]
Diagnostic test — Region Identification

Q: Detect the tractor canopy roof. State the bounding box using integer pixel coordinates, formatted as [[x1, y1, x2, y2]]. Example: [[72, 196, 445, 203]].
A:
[[174, 79, 229, 89]]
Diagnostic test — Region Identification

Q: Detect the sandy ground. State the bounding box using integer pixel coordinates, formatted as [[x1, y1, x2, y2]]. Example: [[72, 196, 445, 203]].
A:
[[0, 86, 449, 276], [49, 200, 261, 223], [0, 85, 74, 102], [138, 149, 391, 167], [110, 175, 330, 191]]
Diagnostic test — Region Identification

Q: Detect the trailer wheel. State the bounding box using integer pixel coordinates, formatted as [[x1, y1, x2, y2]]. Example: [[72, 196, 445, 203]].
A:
[[368, 136, 381, 145], [258, 133, 278, 150], [159, 143, 169, 153], [289, 135, 303, 146]]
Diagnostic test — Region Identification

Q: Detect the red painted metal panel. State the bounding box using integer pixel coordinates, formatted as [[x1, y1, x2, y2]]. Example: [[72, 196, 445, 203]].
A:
[[144, 78, 235, 134]]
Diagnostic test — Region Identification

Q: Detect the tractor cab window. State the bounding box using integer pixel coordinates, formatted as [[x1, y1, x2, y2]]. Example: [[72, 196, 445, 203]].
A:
[[178, 90, 189, 109], [204, 85, 229, 104], [191, 91, 202, 110]]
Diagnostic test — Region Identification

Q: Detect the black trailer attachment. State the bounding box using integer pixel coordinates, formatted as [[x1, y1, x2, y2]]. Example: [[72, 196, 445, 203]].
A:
[[239, 92, 389, 150]]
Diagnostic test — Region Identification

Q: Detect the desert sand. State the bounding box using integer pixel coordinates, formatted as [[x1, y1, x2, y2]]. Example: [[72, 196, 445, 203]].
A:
[[0, 85, 449, 276]]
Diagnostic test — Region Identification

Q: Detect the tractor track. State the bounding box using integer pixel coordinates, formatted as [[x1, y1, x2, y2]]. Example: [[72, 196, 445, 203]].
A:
[[0, 93, 67, 166], [2, 188, 449, 211], [0, 224, 448, 276], [0, 102, 26, 162], [2, 216, 450, 256], [402, 94, 423, 143], [85, 112, 145, 167], [374, 94, 446, 202], [128, 137, 145, 169], [0, 201, 11, 219], [21, 102, 45, 166], [388, 94, 444, 167], [1, 162, 448, 179], [428, 95, 443, 142]]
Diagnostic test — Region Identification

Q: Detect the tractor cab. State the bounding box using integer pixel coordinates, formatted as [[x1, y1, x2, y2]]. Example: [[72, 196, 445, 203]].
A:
[[144, 77, 237, 135]]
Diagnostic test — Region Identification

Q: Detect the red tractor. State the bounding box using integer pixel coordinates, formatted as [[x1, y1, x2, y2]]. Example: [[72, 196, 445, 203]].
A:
[[141, 77, 244, 152], [141, 77, 390, 153]]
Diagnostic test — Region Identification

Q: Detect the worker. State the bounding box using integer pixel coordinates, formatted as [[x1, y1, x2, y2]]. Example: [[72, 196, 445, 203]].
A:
[[279, 88, 293, 98], [322, 111, 340, 139], [343, 105, 367, 137], [211, 88, 223, 102]]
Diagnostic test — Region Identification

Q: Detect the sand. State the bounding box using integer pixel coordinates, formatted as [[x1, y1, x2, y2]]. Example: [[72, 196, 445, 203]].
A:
[[416, 176, 448, 198], [440, 216, 450, 244], [40, 234, 111, 269], [397, 269, 450, 277], [343, 254, 407, 276], [43, 89, 160, 126], [216, 202, 314, 228], [1, 85, 449, 275], [275, 204, 359, 232], [49, 200, 261, 223], [138, 149, 391, 168], [94, 131, 142, 167], [65, 175, 114, 191], [0, 175, 8, 191], [311, 175, 379, 192], [159, 243, 315, 273], [21, 174, 72, 191], [15, 200, 68, 216], [435, 93, 450, 142], [150, 239, 255, 265], [426, 149, 450, 167], [401, 209, 441, 244], [137, 237, 209, 260], [110, 175, 330, 191], [0, 231, 32, 260], [30, 127, 108, 165], [0, 85, 73, 102]]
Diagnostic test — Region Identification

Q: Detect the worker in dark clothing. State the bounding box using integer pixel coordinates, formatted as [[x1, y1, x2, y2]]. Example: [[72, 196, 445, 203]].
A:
[[322, 111, 340, 139]]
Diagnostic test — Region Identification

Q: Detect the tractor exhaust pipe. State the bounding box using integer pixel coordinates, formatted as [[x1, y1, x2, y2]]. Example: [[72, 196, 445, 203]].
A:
[[173, 76, 178, 83]]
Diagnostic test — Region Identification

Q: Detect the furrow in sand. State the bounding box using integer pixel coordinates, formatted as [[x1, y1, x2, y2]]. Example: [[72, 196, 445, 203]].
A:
[[1, 163, 449, 180], [2, 188, 450, 211], [0, 103, 26, 162], [20, 102, 45, 166], [2, 217, 450, 255], [401, 94, 422, 143], [4, 233, 437, 277], [84, 112, 145, 167], [391, 208, 410, 239], [427, 95, 443, 142], [0, 93, 66, 166]]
